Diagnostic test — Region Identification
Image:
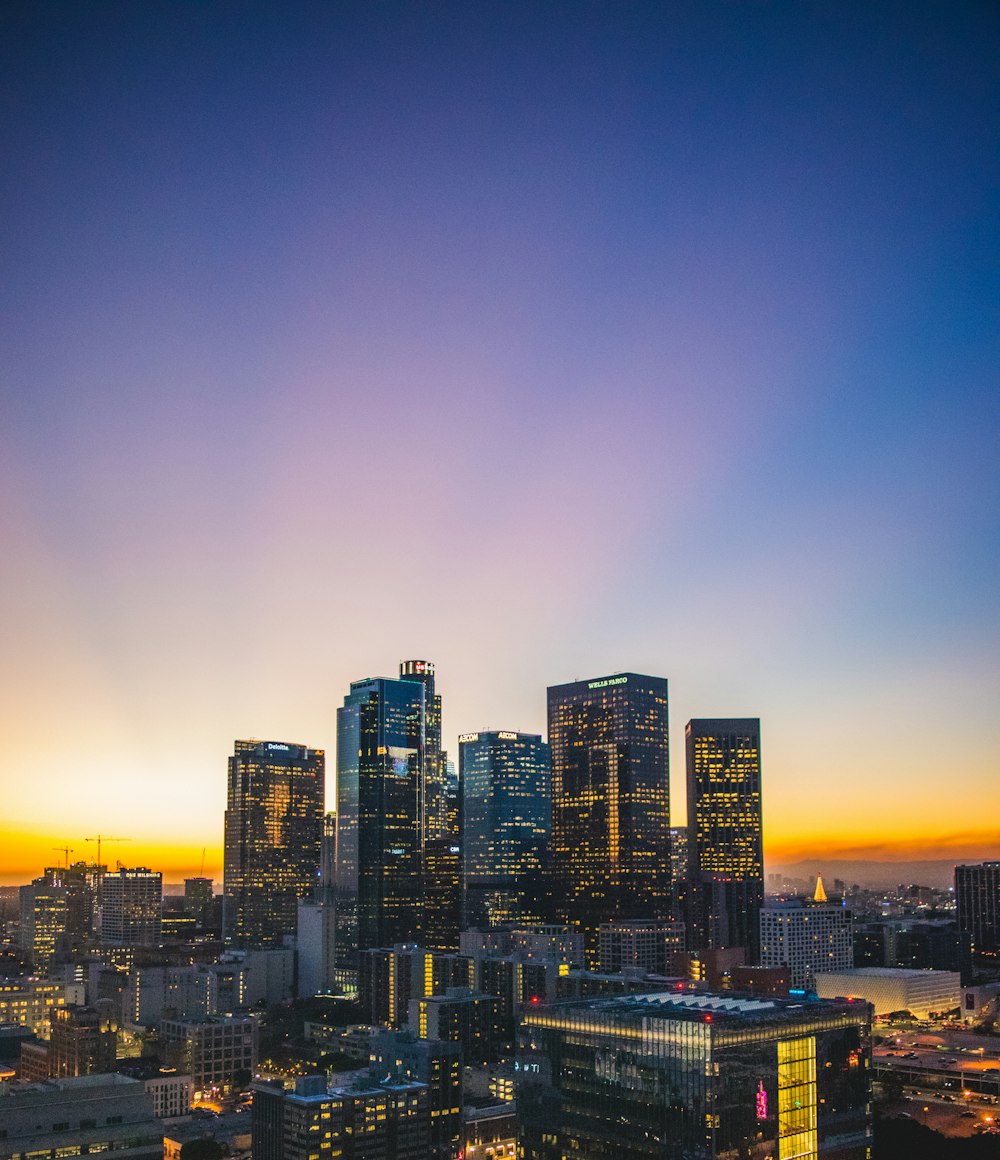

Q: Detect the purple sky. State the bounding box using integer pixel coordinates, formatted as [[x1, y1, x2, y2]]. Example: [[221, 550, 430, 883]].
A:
[[1, 2, 997, 879]]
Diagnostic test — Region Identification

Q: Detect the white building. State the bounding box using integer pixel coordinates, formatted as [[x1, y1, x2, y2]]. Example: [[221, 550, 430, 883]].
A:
[[297, 897, 337, 996], [759, 898, 852, 989], [814, 967, 960, 1018]]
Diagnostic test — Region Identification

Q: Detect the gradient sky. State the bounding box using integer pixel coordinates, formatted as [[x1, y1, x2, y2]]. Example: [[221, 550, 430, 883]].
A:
[[1, 2, 997, 884]]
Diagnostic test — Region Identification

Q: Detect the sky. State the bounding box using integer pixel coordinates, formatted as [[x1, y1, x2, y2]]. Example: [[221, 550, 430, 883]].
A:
[[1, 1, 997, 884]]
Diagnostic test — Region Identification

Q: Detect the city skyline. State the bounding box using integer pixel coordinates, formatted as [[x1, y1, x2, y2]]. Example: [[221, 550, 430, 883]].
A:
[[1, 3, 998, 884]]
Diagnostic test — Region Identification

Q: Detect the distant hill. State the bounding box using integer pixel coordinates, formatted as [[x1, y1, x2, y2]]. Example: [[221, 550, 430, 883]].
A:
[[766, 859, 964, 890]]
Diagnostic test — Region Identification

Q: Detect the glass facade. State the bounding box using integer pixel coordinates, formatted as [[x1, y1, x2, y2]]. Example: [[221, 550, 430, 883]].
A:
[[518, 991, 871, 1160], [223, 740, 324, 948], [460, 730, 550, 927], [337, 677, 425, 963], [547, 674, 671, 956], [685, 719, 764, 960]]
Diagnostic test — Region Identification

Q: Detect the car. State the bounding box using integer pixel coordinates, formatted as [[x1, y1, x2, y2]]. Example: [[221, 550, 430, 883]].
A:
[[961, 1111, 976, 1118]]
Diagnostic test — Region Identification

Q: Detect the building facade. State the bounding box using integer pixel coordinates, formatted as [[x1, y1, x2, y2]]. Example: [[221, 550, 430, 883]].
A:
[[223, 740, 324, 948], [98, 867, 162, 947], [547, 673, 671, 956], [0, 1075, 163, 1160], [460, 730, 550, 928], [685, 719, 763, 962], [252, 1074, 431, 1160], [160, 1014, 258, 1095], [518, 991, 872, 1159], [337, 664, 454, 965], [760, 898, 853, 990], [956, 861, 1000, 956], [597, 919, 686, 976]]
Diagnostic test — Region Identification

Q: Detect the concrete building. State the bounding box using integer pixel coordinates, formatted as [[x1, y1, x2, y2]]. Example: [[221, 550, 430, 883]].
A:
[[459, 924, 585, 966], [99, 868, 162, 947], [410, 989, 503, 1064], [813, 967, 961, 1019], [598, 919, 686, 975], [359, 945, 475, 1028], [160, 1013, 258, 1095], [0, 977, 84, 1037], [518, 991, 872, 1159], [297, 896, 338, 996], [0, 1074, 162, 1160], [760, 896, 852, 989], [252, 1074, 431, 1160]]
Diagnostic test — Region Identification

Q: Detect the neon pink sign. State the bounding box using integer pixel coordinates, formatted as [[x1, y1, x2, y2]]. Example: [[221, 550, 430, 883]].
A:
[[756, 1080, 768, 1120]]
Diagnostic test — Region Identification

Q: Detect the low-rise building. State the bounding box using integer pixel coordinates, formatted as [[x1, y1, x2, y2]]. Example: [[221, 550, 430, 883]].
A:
[[160, 1013, 258, 1095], [0, 1074, 162, 1160], [814, 966, 961, 1019]]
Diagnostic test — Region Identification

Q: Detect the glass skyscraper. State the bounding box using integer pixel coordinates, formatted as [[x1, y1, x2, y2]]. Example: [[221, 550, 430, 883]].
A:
[[223, 740, 324, 948], [336, 661, 457, 963], [685, 718, 764, 962], [518, 990, 871, 1159], [547, 673, 671, 956], [459, 730, 550, 928]]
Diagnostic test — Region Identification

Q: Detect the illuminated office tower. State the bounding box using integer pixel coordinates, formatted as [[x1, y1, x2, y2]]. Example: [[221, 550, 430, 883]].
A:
[[223, 741, 324, 948], [686, 719, 764, 962], [19, 877, 69, 973], [99, 868, 162, 947], [337, 668, 441, 964], [547, 673, 671, 956], [460, 730, 550, 927]]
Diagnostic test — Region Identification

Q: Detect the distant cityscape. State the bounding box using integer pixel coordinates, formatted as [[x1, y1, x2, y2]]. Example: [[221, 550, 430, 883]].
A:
[[2, 661, 998, 1158]]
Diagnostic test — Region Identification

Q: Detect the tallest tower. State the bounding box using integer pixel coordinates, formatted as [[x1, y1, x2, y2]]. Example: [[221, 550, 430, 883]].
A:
[[336, 660, 458, 965], [547, 672, 671, 959]]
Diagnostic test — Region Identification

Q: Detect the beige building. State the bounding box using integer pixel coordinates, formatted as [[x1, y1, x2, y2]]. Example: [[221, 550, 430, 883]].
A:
[[814, 966, 960, 1018]]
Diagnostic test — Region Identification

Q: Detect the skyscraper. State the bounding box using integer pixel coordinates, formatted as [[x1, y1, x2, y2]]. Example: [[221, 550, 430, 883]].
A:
[[955, 861, 1000, 956], [685, 718, 764, 962], [223, 740, 324, 948], [337, 665, 449, 964], [99, 868, 162, 947], [547, 673, 671, 956], [459, 730, 550, 927]]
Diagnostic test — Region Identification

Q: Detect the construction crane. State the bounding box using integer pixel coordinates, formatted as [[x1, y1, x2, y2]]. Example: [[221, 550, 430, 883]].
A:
[[52, 846, 74, 868], [84, 835, 131, 867]]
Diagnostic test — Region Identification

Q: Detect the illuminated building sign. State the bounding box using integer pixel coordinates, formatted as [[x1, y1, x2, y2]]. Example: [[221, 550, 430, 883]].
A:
[[587, 676, 628, 690], [266, 743, 290, 751], [459, 733, 480, 744], [756, 1079, 768, 1120], [497, 731, 518, 740]]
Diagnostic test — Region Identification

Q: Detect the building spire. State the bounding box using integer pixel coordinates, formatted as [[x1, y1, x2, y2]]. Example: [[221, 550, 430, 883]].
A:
[[813, 872, 828, 903]]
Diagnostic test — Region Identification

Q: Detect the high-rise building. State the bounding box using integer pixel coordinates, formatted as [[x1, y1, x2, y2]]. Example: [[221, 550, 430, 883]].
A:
[[518, 990, 872, 1159], [99, 868, 162, 947], [955, 861, 1000, 956], [685, 718, 764, 962], [336, 663, 453, 964], [547, 673, 671, 957], [183, 877, 214, 926], [459, 730, 550, 927], [223, 740, 324, 948], [759, 896, 853, 989], [19, 877, 68, 973]]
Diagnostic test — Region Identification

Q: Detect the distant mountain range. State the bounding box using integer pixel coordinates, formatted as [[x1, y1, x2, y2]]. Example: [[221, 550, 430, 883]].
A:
[[766, 859, 963, 890]]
